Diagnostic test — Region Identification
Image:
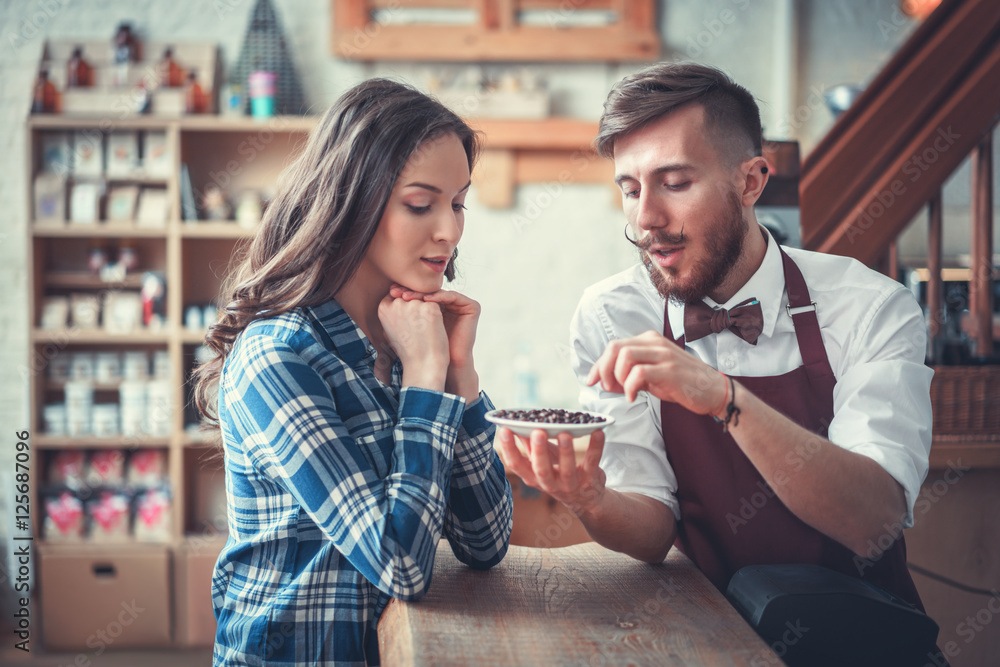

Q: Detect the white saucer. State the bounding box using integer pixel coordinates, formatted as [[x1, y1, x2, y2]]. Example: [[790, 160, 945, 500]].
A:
[[484, 409, 615, 438]]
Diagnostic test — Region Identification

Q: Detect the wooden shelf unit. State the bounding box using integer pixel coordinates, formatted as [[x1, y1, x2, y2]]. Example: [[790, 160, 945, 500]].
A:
[[930, 434, 1000, 469], [25, 114, 315, 649], [331, 0, 659, 62]]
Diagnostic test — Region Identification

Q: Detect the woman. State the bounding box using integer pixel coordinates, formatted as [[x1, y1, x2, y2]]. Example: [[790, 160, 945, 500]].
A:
[[194, 79, 513, 666]]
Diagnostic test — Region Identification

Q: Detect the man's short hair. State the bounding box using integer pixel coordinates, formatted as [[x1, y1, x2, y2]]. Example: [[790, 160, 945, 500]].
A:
[[596, 62, 763, 167]]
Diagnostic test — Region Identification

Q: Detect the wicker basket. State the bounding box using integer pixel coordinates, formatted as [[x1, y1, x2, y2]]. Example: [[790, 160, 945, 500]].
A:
[[929, 365, 1000, 434]]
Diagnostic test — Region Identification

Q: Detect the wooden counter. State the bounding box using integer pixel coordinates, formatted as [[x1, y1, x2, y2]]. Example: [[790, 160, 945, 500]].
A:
[[379, 541, 780, 666]]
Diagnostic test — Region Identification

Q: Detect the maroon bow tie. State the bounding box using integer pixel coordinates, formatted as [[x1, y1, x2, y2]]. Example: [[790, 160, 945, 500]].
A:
[[684, 298, 763, 345]]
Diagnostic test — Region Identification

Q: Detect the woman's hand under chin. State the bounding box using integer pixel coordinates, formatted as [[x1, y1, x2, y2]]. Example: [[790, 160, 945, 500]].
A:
[[390, 283, 481, 403], [377, 291, 449, 393]]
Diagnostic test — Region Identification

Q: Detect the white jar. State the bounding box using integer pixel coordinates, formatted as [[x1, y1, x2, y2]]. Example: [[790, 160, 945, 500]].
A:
[[64, 380, 94, 437], [119, 380, 148, 436], [70, 352, 96, 381], [43, 403, 67, 436], [185, 305, 203, 331], [95, 352, 122, 384], [152, 350, 171, 380], [145, 380, 173, 437], [122, 351, 149, 381], [92, 403, 121, 437], [48, 353, 72, 382]]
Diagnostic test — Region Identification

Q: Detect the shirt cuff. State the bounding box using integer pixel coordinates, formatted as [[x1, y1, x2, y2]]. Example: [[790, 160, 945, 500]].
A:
[[397, 387, 466, 431], [841, 443, 924, 528], [459, 391, 495, 439], [606, 484, 680, 521]]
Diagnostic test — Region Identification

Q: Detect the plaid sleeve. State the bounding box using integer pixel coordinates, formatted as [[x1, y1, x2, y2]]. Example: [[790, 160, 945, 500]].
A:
[[442, 391, 513, 569], [225, 334, 462, 600]]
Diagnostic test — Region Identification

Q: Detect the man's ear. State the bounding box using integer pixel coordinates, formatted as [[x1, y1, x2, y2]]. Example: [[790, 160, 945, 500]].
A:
[[740, 157, 770, 207]]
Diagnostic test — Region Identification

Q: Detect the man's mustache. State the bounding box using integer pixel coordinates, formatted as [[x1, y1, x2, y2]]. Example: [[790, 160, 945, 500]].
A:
[[632, 227, 687, 250]]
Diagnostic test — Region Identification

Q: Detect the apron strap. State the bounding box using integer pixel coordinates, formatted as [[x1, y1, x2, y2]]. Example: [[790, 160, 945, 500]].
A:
[[778, 246, 835, 382]]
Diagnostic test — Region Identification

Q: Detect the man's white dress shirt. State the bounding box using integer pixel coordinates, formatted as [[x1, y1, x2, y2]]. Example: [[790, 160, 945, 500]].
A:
[[570, 227, 933, 526]]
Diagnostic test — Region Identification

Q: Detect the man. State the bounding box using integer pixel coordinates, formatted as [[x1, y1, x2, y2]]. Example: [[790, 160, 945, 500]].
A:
[[496, 63, 932, 611]]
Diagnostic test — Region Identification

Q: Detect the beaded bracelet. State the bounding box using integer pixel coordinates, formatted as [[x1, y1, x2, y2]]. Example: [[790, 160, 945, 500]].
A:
[[712, 372, 741, 432]]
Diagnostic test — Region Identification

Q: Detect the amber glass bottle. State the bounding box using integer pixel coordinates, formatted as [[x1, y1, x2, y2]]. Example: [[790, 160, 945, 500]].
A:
[[32, 69, 57, 113], [158, 47, 183, 88], [67, 46, 89, 87], [184, 70, 204, 114]]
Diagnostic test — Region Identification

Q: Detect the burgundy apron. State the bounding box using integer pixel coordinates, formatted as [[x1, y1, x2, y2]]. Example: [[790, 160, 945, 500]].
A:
[[661, 245, 924, 611]]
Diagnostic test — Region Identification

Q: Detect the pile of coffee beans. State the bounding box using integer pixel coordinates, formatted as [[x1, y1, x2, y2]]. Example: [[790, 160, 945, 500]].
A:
[[492, 409, 607, 424]]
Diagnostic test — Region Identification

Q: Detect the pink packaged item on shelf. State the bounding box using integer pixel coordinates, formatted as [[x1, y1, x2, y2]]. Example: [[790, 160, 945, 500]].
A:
[[48, 450, 86, 487], [86, 449, 125, 486], [88, 491, 131, 542], [44, 491, 85, 541], [134, 487, 171, 542], [127, 448, 167, 486]]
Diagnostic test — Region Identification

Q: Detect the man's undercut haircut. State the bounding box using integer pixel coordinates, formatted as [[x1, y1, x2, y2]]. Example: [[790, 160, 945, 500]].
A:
[[596, 62, 763, 168]]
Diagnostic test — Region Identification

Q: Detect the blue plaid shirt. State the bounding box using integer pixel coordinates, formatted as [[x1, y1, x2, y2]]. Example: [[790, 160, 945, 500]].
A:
[[212, 299, 513, 666]]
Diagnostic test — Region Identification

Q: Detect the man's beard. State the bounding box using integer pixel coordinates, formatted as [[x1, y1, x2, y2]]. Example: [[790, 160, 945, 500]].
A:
[[636, 189, 747, 304]]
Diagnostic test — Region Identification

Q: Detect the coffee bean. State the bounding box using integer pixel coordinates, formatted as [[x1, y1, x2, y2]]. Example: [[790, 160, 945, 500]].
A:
[[492, 408, 607, 425]]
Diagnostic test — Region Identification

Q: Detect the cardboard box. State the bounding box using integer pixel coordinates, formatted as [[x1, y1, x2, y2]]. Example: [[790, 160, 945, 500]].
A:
[[106, 131, 140, 178], [106, 185, 139, 222], [39, 543, 172, 650], [33, 173, 66, 224], [136, 188, 170, 227], [175, 536, 227, 647], [39, 131, 71, 175], [69, 182, 101, 224], [71, 130, 103, 178], [143, 131, 172, 179]]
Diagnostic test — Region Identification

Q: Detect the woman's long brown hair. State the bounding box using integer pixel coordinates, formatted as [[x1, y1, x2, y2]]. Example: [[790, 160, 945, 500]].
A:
[[192, 78, 480, 439]]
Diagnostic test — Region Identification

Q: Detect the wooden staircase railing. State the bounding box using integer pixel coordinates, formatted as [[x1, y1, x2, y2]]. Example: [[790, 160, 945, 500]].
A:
[[800, 0, 1000, 259], [800, 0, 1000, 361], [800, 0, 1000, 469]]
